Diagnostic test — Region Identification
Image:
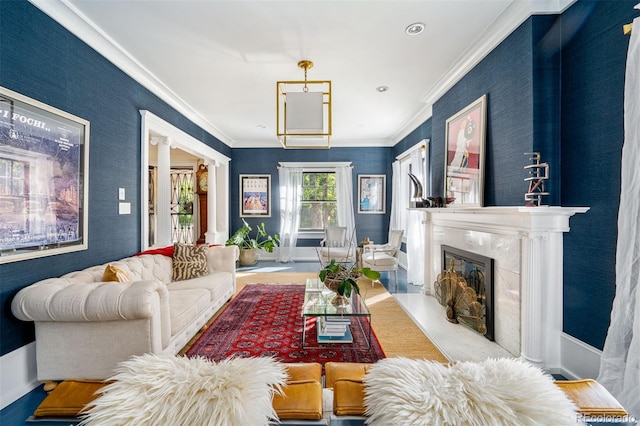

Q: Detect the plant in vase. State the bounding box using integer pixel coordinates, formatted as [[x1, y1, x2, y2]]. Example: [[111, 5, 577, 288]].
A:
[[225, 219, 279, 265], [319, 259, 381, 306]]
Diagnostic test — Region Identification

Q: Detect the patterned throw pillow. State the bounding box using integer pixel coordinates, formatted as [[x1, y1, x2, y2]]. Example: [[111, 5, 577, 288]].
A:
[[103, 264, 130, 283], [172, 243, 209, 281]]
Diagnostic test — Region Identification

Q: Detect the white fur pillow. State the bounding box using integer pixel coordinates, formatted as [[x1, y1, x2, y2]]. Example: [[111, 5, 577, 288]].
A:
[[79, 354, 287, 426], [363, 357, 578, 426]]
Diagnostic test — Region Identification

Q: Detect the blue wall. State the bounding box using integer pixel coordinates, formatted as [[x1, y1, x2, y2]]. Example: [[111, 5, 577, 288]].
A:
[[0, 0, 636, 358], [0, 0, 230, 355], [391, 1, 638, 349], [229, 148, 394, 247], [560, 0, 636, 348]]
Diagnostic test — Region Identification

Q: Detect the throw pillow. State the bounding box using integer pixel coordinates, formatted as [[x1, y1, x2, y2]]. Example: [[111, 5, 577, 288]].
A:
[[79, 354, 288, 426], [363, 357, 578, 426], [102, 264, 130, 283], [172, 243, 208, 281]]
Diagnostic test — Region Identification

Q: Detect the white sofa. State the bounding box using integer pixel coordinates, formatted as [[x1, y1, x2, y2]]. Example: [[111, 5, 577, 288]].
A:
[[11, 245, 239, 381]]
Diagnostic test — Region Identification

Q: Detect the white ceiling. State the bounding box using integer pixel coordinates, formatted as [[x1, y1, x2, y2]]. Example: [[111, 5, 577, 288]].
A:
[[30, 0, 575, 148]]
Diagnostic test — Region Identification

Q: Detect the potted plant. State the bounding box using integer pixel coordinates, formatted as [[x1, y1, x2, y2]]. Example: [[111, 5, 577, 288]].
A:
[[319, 259, 381, 306], [225, 219, 279, 265]]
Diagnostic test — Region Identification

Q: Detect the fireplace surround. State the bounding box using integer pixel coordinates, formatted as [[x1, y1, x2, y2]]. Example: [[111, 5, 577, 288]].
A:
[[415, 206, 588, 370]]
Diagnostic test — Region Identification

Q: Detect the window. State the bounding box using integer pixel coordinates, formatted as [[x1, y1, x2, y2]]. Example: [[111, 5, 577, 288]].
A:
[[170, 167, 195, 244], [299, 172, 337, 231]]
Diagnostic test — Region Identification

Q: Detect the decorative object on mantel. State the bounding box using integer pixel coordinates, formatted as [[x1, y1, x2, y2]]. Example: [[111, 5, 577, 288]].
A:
[[408, 173, 452, 208], [524, 152, 550, 206], [408, 172, 425, 207]]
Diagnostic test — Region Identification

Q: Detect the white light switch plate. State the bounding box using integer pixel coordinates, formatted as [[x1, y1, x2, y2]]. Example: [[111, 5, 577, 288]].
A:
[[119, 202, 131, 215], [119, 188, 126, 200]]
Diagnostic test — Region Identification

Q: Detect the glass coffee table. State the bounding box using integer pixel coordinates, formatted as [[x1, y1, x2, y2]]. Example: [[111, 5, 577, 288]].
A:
[[302, 278, 372, 349]]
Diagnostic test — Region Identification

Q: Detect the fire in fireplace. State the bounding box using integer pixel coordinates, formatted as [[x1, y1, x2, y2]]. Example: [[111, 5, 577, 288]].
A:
[[434, 245, 494, 340]]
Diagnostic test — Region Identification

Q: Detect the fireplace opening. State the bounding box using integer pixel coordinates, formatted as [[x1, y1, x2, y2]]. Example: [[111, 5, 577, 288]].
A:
[[434, 245, 494, 341]]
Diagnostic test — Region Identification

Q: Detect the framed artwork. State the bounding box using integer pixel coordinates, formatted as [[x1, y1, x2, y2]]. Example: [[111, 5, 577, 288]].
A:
[[240, 174, 271, 217], [444, 94, 487, 207], [0, 86, 90, 263], [358, 174, 386, 214]]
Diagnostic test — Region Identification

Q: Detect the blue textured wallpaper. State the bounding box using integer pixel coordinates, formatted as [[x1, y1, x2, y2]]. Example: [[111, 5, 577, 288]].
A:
[[0, 0, 230, 355], [391, 2, 635, 349], [0, 0, 634, 359], [560, 0, 637, 349], [229, 147, 394, 248], [431, 19, 537, 206]]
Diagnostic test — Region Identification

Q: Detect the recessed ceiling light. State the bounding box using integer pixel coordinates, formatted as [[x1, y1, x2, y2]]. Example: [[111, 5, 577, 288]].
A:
[[405, 22, 425, 36], [376, 86, 389, 93]]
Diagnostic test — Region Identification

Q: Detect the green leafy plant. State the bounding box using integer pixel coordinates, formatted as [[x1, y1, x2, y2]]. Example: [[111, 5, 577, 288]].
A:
[[319, 259, 380, 297], [225, 218, 279, 252]]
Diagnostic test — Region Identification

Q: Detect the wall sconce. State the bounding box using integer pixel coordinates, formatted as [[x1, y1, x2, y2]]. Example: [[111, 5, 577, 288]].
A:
[[276, 60, 332, 148]]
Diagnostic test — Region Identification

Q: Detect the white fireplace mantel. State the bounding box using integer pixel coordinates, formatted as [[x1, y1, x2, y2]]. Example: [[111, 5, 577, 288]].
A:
[[414, 206, 589, 370]]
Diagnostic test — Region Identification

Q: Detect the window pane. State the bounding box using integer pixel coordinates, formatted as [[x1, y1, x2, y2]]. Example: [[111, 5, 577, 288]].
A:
[[299, 170, 338, 231]]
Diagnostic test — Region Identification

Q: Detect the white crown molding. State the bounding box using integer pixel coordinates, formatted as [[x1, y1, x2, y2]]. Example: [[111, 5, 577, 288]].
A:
[[28, 0, 235, 147], [231, 137, 394, 149], [28, 0, 576, 150], [392, 0, 576, 144]]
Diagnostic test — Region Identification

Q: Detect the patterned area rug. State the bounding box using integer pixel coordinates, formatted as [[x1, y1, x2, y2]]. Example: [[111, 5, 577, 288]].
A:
[[185, 284, 386, 364]]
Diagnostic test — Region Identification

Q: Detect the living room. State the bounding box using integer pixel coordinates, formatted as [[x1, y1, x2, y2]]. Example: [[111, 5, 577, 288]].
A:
[[1, 0, 639, 421]]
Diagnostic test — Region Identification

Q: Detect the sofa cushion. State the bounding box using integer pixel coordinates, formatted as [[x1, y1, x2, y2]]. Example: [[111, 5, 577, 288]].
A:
[[167, 271, 233, 300], [272, 363, 323, 420], [34, 379, 111, 418], [172, 243, 209, 281], [361, 252, 396, 267], [169, 289, 211, 335], [325, 362, 371, 416], [102, 264, 130, 283], [555, 379, 628, 416]]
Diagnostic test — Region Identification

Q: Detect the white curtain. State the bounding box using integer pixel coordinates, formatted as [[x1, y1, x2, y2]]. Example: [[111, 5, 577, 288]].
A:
[[598, 8, 640, 419], [407, 149, 425, 286], [389, 160, 402, 237], [335, 166, 356, 244], [277, 167, 302, 262]]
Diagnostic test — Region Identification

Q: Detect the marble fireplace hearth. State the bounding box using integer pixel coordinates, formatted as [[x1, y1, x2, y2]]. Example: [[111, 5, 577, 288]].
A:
[[412, 206, 588, 371]]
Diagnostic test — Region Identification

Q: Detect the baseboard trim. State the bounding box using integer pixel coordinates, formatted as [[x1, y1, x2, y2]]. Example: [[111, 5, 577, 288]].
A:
[[560, 332, 602, 379], [0, 342, 39, 409]]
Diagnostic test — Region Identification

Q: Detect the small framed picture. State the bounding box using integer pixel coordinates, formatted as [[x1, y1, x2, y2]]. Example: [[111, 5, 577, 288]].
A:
[[358, 175, 386, 214], [240, 174, 271, 217]]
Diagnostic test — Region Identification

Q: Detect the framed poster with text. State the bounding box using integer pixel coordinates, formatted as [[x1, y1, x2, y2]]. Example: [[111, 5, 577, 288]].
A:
[[0, 86, 89, 263], [240, 174, 271, 217]]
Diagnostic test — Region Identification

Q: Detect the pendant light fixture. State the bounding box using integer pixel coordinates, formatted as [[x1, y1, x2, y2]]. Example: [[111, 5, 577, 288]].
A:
[[276, 60, 332, 148]]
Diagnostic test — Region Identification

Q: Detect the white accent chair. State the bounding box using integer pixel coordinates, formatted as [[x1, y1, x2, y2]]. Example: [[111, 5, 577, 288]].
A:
[[318, 226, 356, 266], [361, 230, 404, 287]]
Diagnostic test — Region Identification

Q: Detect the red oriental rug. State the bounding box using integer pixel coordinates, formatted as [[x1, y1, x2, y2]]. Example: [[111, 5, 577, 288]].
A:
[[185, 284, 386, 365]]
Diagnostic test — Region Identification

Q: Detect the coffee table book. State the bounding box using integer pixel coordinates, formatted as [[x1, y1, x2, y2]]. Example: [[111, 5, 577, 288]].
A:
[[317, 326, 353, 344]]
